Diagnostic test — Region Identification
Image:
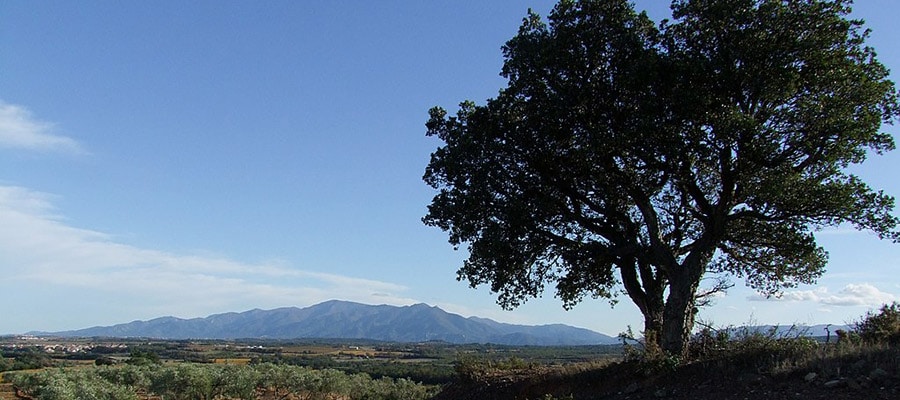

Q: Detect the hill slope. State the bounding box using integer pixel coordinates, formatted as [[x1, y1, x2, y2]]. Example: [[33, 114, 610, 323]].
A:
[[46, 300, 618, 345]]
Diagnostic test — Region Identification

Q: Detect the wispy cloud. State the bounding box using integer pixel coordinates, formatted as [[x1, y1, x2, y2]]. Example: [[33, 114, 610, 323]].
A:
[[749, 283, 898, 307], [0, 100, 85, 154], [0, 185, 416, 320]]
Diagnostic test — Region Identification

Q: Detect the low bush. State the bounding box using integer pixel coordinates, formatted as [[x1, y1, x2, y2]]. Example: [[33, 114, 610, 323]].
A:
[[6, 362, 438, 400], [0, 349, 56, 372], [855, 302, 900, 345], [618, 305, 900, 383]]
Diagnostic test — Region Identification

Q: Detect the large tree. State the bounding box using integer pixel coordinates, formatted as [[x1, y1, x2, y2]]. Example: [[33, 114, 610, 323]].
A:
[[423, 0, 899, 356]]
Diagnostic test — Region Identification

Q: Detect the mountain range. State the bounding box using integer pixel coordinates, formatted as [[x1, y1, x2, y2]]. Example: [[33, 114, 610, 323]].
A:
[[42, 300, 619, 346]]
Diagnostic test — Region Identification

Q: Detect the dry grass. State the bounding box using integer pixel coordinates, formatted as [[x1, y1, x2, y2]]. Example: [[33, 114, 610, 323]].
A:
[[436, 333, 900, 400], [212, 358, 253, 365]]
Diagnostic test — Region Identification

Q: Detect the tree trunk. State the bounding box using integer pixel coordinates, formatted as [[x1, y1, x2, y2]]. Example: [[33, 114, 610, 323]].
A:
[[660, 274, 699, 356], [619, 259, 665, 352], [643, 307, 663, 335], [642, 308, 664, 354]]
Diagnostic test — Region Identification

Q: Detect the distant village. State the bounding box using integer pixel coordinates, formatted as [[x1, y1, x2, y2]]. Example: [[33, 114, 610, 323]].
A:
[[1, 335, 129, 354]]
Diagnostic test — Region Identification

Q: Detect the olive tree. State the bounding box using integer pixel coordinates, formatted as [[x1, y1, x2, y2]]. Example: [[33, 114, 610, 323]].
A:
[[423, 0, 899, 355]]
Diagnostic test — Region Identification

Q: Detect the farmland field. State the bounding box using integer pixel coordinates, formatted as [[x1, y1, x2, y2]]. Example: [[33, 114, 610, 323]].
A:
[[0, 335, 622, 399]]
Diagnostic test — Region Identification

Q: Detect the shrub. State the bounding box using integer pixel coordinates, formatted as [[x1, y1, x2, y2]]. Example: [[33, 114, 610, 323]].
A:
[[9, 368, 139, 400], [453, 354, 492, 382], [855, 302, 900, 345], [7, 349, 55, 370], [95, 356, 116, 366], [125, 349, 160, 366], [0, 355, 12, 372]]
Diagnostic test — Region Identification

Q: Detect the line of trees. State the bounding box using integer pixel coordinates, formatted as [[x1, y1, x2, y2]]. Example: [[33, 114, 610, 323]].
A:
[[4, 362, 438, 400], [0, 349, 55, 372]]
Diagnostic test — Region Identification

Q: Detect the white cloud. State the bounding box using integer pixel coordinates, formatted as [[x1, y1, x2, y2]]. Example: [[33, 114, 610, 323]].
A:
[[0, 100, 85, 153], [0, 185, 416, 322], [748, 283, 898, 307], [821, 284, 898, 306]]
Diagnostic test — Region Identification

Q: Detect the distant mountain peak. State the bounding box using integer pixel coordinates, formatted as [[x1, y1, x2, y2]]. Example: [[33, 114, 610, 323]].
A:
[[43, 300, 618, 346]]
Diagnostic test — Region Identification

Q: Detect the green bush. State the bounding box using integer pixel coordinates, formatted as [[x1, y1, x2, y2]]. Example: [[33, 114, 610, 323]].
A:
[[3, 349, 56, 371], [855, 302, 900, 345], [125, 349, 160, 366], [7, 368, 138, 400], [0, 355, 12, 372], [7, 362, 436, 400]]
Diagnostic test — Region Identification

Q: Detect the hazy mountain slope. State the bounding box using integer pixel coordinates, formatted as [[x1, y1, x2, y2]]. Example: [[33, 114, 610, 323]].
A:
[[47, 300, 619, 345]]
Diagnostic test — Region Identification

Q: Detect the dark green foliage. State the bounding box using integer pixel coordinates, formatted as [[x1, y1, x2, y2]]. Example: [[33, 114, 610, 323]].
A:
[[125, 349, 160, 366], [424, 0, 899, 355], [4, 368, 139, 400], [5, 363, 439, 400], [855, 302, 900, 345], [246, 341, 620, 385], [0, 348, 55, 371], [339, 360, 456, 386], [0, 354, 11, 372], [95, 356, 116, 366], [249, 353, 456, 385]]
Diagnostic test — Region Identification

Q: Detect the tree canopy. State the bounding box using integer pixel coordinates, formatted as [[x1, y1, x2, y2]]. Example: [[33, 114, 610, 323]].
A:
[[423, 0, 899, 355]]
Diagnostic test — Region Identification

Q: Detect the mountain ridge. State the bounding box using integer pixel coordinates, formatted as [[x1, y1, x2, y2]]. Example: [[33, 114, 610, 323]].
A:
[[37, 300, 620, 346]]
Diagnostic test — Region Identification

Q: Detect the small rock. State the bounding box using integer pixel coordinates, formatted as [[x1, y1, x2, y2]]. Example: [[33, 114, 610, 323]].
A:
[[824, 379, 844, 389], [804, 372, 818, 382], [654, 388, 669, 398]]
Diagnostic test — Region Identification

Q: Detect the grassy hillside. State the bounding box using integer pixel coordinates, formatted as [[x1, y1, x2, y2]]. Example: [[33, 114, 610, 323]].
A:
[[436, 321, 900, 399]]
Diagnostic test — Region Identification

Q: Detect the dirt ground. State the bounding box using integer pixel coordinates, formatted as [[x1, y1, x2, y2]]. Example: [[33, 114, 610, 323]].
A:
[[0, 383, 21, 400]]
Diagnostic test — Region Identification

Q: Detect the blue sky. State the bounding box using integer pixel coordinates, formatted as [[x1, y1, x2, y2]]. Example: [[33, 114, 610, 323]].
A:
[[1, 1, 898, 336]]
